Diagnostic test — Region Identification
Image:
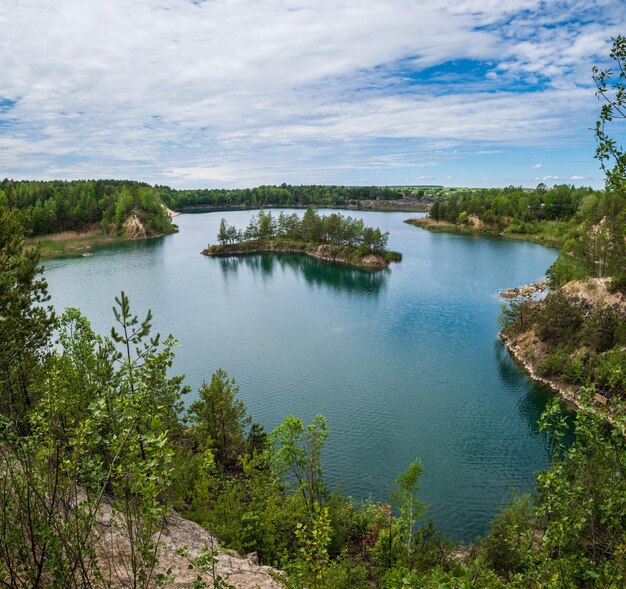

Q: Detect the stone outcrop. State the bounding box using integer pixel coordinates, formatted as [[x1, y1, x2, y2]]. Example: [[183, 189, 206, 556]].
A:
[[121, 214, 148, 240], [499, 280, 547, 300], [95, 499, 283, 589]]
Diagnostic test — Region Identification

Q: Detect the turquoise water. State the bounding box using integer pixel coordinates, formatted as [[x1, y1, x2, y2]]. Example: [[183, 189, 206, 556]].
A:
[[44, 209, 558, 541]]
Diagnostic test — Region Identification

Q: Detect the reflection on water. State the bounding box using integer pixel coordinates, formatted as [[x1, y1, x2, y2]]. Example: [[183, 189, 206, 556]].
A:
[[42, 208, 561, 542], [495, 340, 549, 436], [495, 339, 573, 454], [217, 253, 388, 297]]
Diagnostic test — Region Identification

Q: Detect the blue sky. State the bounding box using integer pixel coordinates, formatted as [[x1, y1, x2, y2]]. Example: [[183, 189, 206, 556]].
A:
[[1, 0, 625, 189]]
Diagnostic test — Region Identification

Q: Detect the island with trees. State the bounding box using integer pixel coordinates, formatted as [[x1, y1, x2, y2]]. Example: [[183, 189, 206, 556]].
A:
[[202, 208, 402, 269]]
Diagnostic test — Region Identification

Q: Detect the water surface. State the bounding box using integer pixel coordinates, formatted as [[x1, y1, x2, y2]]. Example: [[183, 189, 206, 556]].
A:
[[44, 209, 558, 541]]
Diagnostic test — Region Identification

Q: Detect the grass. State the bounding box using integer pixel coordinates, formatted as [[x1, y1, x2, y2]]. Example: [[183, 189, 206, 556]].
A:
[[405, 216, 565, 249], [28, 229, 129, 259]]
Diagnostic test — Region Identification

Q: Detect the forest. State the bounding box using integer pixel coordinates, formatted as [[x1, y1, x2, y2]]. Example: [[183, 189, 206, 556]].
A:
[[0, 180, 404, 239], [159, 184, 402, 209], [0, 179, 175, 237]]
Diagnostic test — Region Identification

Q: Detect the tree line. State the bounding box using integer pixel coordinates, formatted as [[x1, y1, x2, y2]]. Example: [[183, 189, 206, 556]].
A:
[[217, 208, 390, 253], [0, 179, 407, 239], [0, 179, 174, 237], [160, 183, 402, 209], [430, 182, 625, 285]]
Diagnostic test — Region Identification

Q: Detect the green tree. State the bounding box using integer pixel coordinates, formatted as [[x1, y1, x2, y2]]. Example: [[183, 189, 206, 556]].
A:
[[270, 415, 328, 516], [188, 369, 251, 471], [217, 218, 229, 245], [392, 458, 426, 563], [0, 210, 55, 433]]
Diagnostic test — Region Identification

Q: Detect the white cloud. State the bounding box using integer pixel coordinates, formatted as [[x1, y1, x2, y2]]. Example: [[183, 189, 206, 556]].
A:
[[0, 0, 623, 186], [532, 163, 543, 169]]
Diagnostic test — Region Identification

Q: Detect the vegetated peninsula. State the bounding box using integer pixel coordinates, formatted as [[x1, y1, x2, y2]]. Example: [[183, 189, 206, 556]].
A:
[[404, 183, 603, 248], [500, 277, 626, 424], [0, 179, 178, 257], [202, 208, 402, 269]]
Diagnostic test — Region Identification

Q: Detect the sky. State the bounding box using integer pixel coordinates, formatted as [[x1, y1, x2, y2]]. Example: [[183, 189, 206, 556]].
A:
[[1, 0, 626, 189]]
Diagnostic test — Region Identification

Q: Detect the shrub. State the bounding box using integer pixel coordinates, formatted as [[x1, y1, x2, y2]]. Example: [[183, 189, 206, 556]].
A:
[[538, 348, 572, 378], [536, 293, 583, 345], [608, 273, 626, 295]]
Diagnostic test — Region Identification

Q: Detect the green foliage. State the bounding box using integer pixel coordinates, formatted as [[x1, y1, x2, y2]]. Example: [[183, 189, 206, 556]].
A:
[[536, 293, 583, 345], [174, 546, 236, 589], [0, 290, 186, 587], [426, 175, 624, 284], [582, 305, 622, 352], [270, 414, 329, 515], [537, 347, 572, 378], [532, 395, 626, 588], [218, 207, 391, 255], [498, 300, 535, 334], [161, 184, 402, 209], [594, 349, 626, 394], [608, 273, 626, 295], [0, 210, 55, 433], [0, 179, 175, 238], [546, 253, 588, 289], [292, 504, 332, 589], [593, 35, 626, 191], [480, 494, 535, 580], [188, 369, 251, 471], [390, 458, 426, 569]]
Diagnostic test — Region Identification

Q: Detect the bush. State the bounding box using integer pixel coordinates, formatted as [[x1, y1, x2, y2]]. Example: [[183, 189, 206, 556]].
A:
[[538, 348, 572, 378], [582, 305, 620, 353], [594, 350, 626, 395], [536, 293, 583, 345], [608, 273, 626, 295], [546, 254, 588, 289]]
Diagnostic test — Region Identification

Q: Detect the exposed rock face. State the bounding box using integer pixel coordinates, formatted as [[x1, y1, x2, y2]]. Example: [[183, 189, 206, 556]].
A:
[[467, 214, 484, 229], [361, 254, 388, 268], [499, 280, 547, 300], [309, 244, 388, 268], [121, 214, 147, 240], [500, 277, 626, 429], [162, 204, 181, 218], [561, 277, 626, 313], [95, 500, 283, 588]]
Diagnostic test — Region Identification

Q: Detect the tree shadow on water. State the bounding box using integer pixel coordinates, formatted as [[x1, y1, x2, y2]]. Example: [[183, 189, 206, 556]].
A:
[[216, 253, 389, 297], [495, 339, 575, 457]]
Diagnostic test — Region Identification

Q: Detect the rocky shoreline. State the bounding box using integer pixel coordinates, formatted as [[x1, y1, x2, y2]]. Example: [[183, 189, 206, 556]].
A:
[[500, 330, 623, 431], [500, 277, 626, 430], [499, 280, 547, 299], [202, 240, 399, 269]]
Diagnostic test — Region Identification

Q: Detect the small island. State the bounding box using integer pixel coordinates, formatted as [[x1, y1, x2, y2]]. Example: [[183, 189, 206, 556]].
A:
[[202, 208, 402, 269]]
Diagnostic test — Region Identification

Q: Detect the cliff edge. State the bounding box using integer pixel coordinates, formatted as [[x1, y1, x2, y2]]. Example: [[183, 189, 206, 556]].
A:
[[500, 277, 626, 422]]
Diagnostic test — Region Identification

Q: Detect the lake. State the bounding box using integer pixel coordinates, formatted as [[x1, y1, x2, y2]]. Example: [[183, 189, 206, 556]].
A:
[[44, 209, 558, 541]]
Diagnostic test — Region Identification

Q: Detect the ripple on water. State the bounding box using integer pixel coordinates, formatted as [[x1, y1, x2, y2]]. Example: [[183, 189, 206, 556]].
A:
[[43, 209, 560, 541]]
